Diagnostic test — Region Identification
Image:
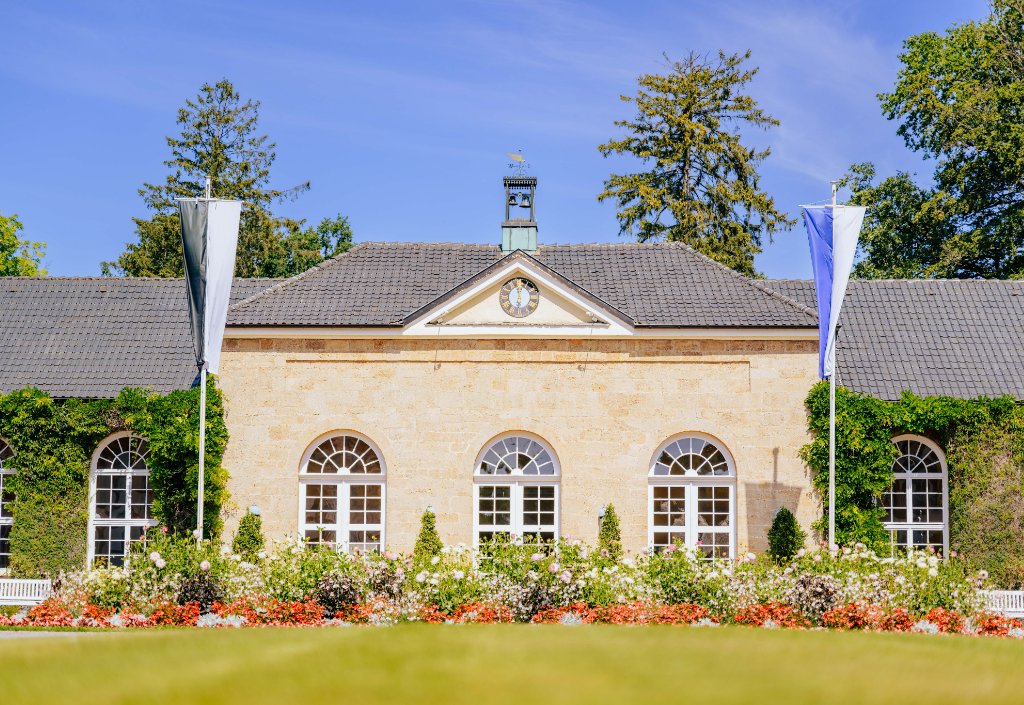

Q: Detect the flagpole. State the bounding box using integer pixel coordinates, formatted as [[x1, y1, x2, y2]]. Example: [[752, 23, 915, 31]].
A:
[[828, 179, 838, 553], [195, 175, 212, 546]]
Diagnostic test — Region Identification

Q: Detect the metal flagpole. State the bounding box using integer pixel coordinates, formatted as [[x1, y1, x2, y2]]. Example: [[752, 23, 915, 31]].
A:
[[196, 176, 212, 545], [828, 179, 838, 553]]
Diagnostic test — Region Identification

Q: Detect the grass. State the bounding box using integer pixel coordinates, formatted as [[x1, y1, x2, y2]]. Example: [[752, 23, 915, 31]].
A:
[[1, 625, 1022, 704]]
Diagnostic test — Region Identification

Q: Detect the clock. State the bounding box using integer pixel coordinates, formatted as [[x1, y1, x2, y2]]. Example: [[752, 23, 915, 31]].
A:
[[499, 277, 539, 318]]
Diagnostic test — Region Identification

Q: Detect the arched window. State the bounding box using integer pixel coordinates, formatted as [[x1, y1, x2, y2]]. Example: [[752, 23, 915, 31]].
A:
[[649, 434, 735, 558], [473, 434, 559, 545], [881, 435, 948, 554], [299, 433, 385, 553], [89, 434, 156, 567], [0, 439, 14, 570]]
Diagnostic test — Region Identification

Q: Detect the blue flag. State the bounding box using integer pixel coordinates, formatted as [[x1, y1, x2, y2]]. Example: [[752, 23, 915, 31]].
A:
[[802, 205, 866, 379]]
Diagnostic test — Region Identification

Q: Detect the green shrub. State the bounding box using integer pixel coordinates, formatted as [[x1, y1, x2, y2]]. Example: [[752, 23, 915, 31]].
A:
[[232, 511, 265, 561], [414, 508, 443, 563], [767, 507, 806, 562], [598, 504, 623, 560], [0, 384, 229, 577]]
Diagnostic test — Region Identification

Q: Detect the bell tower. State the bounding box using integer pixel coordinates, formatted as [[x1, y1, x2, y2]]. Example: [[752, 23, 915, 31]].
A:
[[501, 175, 538, 252]]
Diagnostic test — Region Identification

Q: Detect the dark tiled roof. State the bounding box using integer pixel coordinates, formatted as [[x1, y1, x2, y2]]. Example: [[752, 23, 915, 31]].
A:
[[767, 279, 1024, 401], [227, 242, 818, 328], [0, 278, 279, 399]]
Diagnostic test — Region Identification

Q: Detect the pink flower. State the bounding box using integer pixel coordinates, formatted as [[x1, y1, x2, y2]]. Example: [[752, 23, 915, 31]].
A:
[[199, 560, 211, 572], [664, 544, 677, 553], [160, 526, 168, 534], [384, 551, 396, 561], [530, 553, 543, 562], [548, 562, 559, 573], [559, 570, 572, 584]]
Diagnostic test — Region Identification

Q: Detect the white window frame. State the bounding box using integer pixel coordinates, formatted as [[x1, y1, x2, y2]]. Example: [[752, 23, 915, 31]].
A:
[[883, 434, 949, 556], [87, 432, 157, 567], [297, 431, 387, 553], [0, 439, 14, 573], [647, 432, 736, 559], [472, 433, 560, 546]]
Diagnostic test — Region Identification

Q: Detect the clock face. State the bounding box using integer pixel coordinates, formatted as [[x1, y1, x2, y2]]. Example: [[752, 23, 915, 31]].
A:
[[499, 277, 540, 318]]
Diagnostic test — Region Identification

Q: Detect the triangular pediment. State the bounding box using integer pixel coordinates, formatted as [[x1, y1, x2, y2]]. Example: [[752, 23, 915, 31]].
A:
[[403, 251, 634, 336]]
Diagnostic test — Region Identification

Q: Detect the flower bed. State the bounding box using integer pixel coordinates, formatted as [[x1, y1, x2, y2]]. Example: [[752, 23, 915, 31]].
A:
[[1, 537, 1019, 638]]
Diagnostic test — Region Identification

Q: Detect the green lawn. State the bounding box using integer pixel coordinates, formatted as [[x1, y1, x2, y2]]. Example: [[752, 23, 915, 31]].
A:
[[1, 625, 1022, 704]]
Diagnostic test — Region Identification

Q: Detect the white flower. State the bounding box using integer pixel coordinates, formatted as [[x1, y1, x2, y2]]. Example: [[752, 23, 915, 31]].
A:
[[415, 571, 427, 583], [155, 558, 166, 569], [796, 549, 806, 558], [257, 551, 266, 560], [192, 529, 201, 539], [746, 552, 756, 562], [429, 577, 438, 586], [453, 570, 465, 581], [927, 555, 939, 568], [200, 560, 211, 572], [559, 570, 572, 584], [813, 554, 823, 563], [927, 567, 938, 577], [430, 555, 441, 565], [978, 569, 989, 580], [530, 553, 543, 562], [149, 551, 161, 563]]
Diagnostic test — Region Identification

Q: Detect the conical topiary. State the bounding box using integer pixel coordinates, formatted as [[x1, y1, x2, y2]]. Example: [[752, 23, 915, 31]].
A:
[[414, 507, 444, 563], [598, 504, 623, 560], [767, 507, 806, 562], [231, 510, 265, 561]]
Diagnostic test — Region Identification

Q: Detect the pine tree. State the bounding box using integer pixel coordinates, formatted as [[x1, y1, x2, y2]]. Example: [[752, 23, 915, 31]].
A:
[[598, 504, 623, 560], [767, 507, 806, 562], [598, 51, 793, 276], [414, 507, 444, 563]]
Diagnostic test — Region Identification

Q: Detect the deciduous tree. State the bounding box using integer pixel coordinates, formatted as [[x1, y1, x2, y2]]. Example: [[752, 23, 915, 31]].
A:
[[0, 212, 46, 276], [847, 1, 1024, 278]]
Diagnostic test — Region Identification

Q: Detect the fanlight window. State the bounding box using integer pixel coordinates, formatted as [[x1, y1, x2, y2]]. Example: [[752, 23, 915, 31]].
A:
[[649, 434, 735, 559], [0, 440, 14, 570], [881, 436, 947, 554], [300, 433, 385, 553], [474, 434, 559, 545], [90, 434, 156, 567], [652, 436, 730, 476], [477, 436, 556, 476]]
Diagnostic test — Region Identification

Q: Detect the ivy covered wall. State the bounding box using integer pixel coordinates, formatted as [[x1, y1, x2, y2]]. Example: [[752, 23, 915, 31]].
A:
[[0, 385, 228, 577], [802, 381, 1024, 587]]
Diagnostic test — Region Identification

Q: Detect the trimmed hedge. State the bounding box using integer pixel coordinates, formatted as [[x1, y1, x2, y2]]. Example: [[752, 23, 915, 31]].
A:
[[0, 384, 228, 577]]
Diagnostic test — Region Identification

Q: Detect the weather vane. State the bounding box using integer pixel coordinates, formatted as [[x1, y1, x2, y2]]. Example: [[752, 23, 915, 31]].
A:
[[506, 150, 530, 176]]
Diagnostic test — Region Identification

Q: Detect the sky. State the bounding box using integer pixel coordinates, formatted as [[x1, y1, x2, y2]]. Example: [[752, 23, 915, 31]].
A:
[[0, 0, 989, 278]]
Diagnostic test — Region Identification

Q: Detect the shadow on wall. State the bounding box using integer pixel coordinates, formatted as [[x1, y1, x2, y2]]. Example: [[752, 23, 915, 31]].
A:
[[741, 447, 809, 551]]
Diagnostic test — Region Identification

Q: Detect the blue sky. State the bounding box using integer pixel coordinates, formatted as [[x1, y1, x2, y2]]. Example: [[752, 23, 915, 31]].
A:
[[0, 0, 988, 278]]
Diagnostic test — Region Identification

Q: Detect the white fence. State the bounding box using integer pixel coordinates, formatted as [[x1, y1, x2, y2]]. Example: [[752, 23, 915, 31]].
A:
[[981, 590, 1024, 619], [0, 578, 53, 606]]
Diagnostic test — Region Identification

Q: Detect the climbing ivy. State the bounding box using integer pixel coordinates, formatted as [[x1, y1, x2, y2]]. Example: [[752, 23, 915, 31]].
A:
[[0, 384, 228, 577], [802, 381, 1024, 586]]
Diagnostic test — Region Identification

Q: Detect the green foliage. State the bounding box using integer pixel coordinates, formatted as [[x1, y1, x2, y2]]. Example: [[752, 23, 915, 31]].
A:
[[802, 381, 1024, 585], [0, 384, 229, 576], [413, 508, 443, 563], [597, 51, 794, 276], [103, 79, 353, 278], [0, 211, 46, 276], [598, 504, 623, 560], [232, 512, 265, 561], [946, 409, 1024, 588], [847, 1, 1024, 278], [767, 507, 806, 562]]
